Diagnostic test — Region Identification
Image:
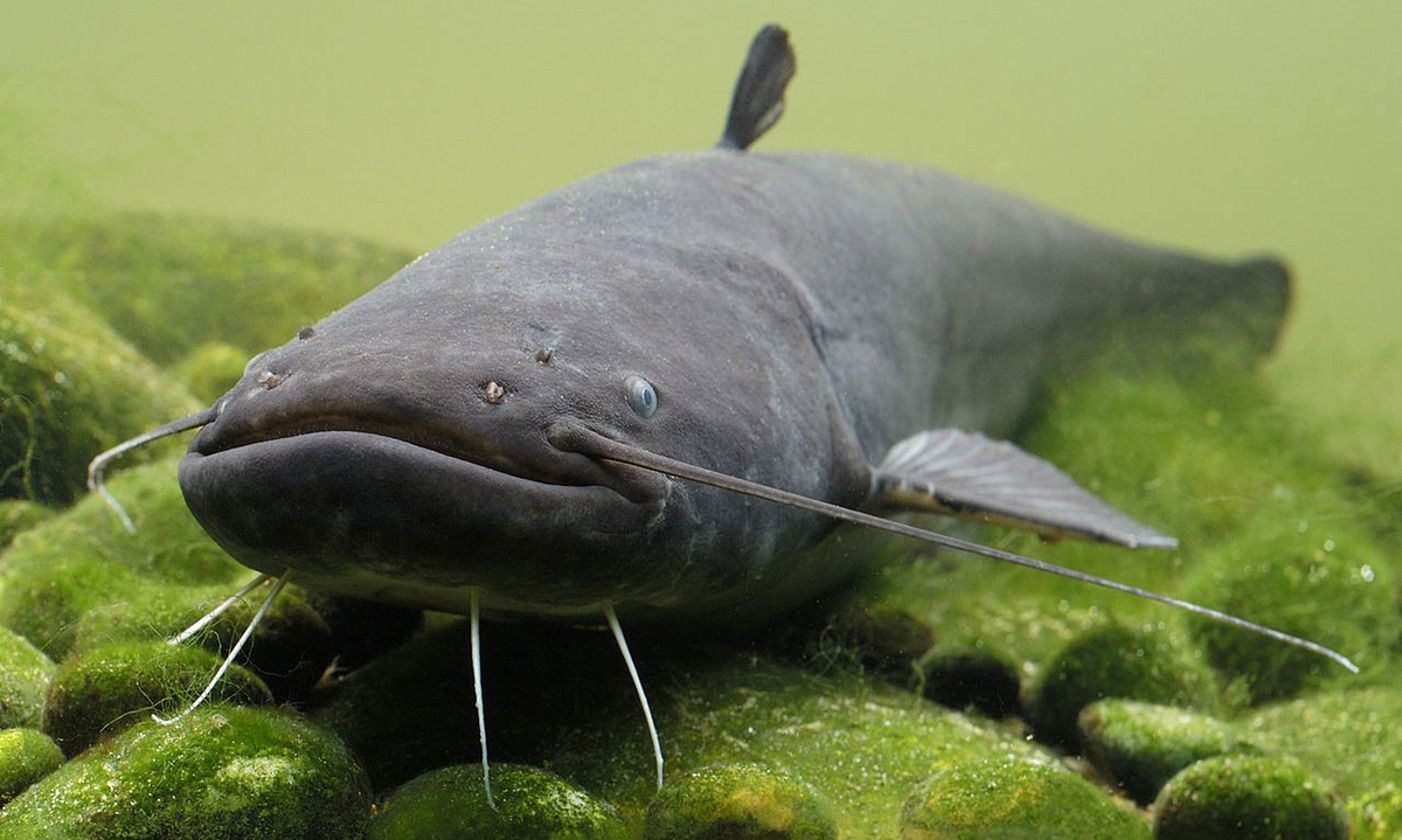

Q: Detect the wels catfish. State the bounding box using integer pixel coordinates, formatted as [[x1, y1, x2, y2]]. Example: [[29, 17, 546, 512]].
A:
[[90, 24, 1355, 800]]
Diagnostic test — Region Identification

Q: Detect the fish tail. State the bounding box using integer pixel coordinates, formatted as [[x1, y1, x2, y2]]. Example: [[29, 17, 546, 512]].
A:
[[1231, 255, 1292, 355]]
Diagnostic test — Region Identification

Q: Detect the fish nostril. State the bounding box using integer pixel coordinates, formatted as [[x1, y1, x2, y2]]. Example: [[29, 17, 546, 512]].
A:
[[535, 347, 554, 364], [257, 370, 284, 390], [297, 326, 316, 340], [483, 381, 506, 404]]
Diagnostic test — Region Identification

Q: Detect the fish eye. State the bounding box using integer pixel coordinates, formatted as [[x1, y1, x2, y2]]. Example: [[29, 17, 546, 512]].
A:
[[624, 375, 658, 419]]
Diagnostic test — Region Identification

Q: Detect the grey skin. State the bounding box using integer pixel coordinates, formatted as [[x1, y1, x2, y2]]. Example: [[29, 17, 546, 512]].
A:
[[176, 29, 1288, 626]]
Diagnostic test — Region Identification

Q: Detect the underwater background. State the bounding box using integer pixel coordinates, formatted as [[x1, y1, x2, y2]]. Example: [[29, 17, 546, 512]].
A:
[[0, 3, 1399, 838]]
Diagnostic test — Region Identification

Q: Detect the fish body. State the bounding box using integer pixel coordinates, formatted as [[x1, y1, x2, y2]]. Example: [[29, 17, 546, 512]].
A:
[[177, 144, 1286, 623]]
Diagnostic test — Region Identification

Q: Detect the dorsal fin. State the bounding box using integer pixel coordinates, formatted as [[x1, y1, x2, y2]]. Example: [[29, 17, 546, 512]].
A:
[[718, 24, 796, 151]]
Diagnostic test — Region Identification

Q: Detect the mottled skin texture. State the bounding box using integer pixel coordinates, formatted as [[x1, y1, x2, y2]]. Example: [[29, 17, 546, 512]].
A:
[[179, 150, 1286, 623]]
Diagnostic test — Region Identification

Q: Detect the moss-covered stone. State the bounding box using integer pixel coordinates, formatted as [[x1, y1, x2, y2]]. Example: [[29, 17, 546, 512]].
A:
[[172, 341, 252, 404], [549, 653, 1052, 836], [1240, 679, 1402, 839], [0, 458, 335, 697], [0, 500, 52, 550], [818, 603, 934, 683], [861, 349, 1399, 716], [0, 274, 198, 505], [1078, 699, 1257, 803], [0, 706, 370, 839], [916, 643, 1022, 718], [0, 213, 413, 366], [1152, 755, 1348, 840], [899, 756, 1149, 839], [312, 618, 1053, 837], [644, 762, 836, 840], [1024, 620, 1219, 747], [1185, 531, 1395, 702], [0, 624, 56, 730], [42, 640, 272, 755], [1348, 784, 1402, 840], [0, 728, 63, 805], [369, 763, 626, 840]]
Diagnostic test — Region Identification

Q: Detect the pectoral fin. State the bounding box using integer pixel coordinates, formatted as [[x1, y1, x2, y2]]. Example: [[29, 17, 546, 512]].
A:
[[872, 429, 1177, 549]]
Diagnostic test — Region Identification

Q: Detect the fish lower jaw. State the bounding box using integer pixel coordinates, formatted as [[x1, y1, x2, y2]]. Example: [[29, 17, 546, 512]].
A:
[[265, 564, 621, 621]]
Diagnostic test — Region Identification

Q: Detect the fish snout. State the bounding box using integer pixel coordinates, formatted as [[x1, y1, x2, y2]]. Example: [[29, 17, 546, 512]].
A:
[[547, 423, 672, 514]]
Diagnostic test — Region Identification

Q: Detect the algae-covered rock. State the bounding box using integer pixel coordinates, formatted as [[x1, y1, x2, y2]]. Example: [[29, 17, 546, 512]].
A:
[[369, 763, 626, 840], [916, 643, 1021, 718], [0, 213, 413, 366], [899, 756, 1149, 839], [42, 640, 272, 755], [313, 618, 1052, 837], [1078, 699, 1257, 803], [173, 341, 252, 404], [548, 653, 1050, 836], [1349, 784, 1402, 840], [1241, 680, 1402, 839], [819, 602, 934, 683], [0, 728, 63, 805], [0, 500, 52, 550], [0, 624, 56, 730], [1024, 620, 1219, 747], [644, 762, 837, 840], [0, 458, 335, 694], [1185, 532, 1396, 702], [0, 274, 198, 505], [0, 706, 370, 840], [1152, 755, 1348, 840]]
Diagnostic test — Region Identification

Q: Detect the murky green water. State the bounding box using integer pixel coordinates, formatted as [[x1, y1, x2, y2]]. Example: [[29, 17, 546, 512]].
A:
[[2, 3, 1399, 472]]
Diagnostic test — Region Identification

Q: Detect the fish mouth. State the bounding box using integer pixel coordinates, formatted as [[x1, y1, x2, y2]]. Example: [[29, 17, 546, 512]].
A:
[[177, 410, 673, 610], [190, 408, 670, 509]]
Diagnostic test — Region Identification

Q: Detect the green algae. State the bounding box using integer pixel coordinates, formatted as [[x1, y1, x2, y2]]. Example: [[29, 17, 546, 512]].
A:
[[0, 500, 52, 550], [42, 640, 272, 756], [1077, 699, 1258, 804], [546, 655, 1051, 837], [819, 602, 934, 684], [0, 625, 56, 731], [369, 763, 627, 840], [0, 728, 63, 806], [0, 274, 198, 505], [0, 706, 371, 839], [0, 213, 413, 366], [1152, 755, 1348, 840], [1184, 529, 1396, 702], [1024, 619, 1220, 748], [644, 762, 837, 840], [1349, 784, 1402, 840], [311, 618, 1069, 838], [173, 341, 252, 404], [899, 756, 1149, 839], [1240, 679, 1402, 839], [854, 348, 1399, 714], [0, 457, 331, 670], [916, 643, 1022, 719]]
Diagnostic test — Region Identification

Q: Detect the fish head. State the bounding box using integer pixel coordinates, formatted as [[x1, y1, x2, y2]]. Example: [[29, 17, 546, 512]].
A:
[[178, 219, 868, 621]]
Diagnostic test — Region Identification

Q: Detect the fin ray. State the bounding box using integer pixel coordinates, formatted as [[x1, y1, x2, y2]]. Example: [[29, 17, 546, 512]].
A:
[[874, 429, 1178, 549], [718, 24, 796, 151]]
